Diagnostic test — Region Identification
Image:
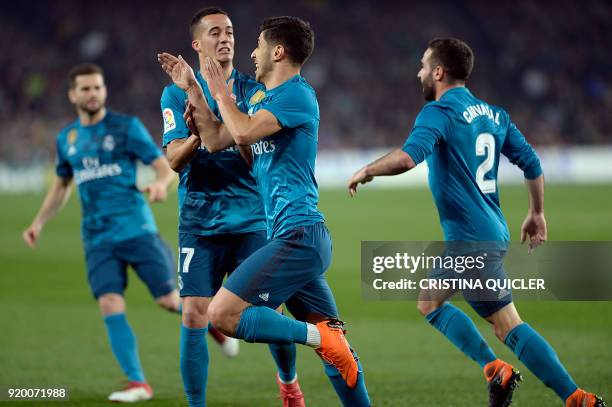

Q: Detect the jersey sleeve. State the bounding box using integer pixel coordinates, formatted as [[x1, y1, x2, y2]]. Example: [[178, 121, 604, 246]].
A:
[[402, 104, 450, 165], [160, 86, 189, 147], [501, 119, 543, 180], [261, 85, 317, 129], [127, 117, 163, 164], [55, 135, 73, 179]]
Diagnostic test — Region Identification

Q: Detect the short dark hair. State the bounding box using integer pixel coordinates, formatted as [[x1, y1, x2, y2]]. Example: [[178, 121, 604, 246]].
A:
[[190, 7, 228, 39], [260, 16, 314, 65], [68, 63, 104, 88], [427, 38, 474, 82]]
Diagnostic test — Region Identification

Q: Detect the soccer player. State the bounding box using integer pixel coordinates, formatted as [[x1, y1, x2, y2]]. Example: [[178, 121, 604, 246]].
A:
[[158, 16, 371, 407], [159, 8, 303, 407], [348, 38, 606, 407], [22, 63, 178, 403]]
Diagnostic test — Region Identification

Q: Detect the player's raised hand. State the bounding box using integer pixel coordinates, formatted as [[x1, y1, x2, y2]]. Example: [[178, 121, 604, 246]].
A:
[[520, 212, 547, 254], [348, 167, 374, 197], [183, 102, 199, 137], [157, 53, 197, 92], [142, 181, 168, 203], [22, 224, 42, 248], [202, 57, 234, 102]]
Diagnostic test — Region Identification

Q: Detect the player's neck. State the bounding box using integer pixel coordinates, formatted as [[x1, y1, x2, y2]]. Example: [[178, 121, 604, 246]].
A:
[[77, 107, 106, 126], [435, 83, 465, 101], [263, 64, 300, 90]]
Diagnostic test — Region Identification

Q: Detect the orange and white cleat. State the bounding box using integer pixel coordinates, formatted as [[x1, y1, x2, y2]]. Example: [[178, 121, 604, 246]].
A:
[[314, 319, 358, 388], [108, 381, 153, 403], [277, 374, 306, 407], [483, 359, 522, 407], [566, 389, 607, 407]]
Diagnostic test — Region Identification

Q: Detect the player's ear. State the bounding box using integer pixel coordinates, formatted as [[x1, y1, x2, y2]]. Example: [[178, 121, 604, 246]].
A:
[[192, 39, 201, 53], [433, 65, 444, 82], [273, 45, 284, 62], [68, 89, 76, 104]]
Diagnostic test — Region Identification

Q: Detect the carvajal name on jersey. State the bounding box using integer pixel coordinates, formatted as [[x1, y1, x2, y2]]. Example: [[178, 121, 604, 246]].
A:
[[462, 104, 500, 125]]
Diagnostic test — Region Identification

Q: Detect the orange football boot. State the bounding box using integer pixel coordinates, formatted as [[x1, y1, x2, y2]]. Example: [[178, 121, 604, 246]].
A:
[[314, 319, 358, 388], [566, 389, 606, 407], [484, 359, 522, 407]]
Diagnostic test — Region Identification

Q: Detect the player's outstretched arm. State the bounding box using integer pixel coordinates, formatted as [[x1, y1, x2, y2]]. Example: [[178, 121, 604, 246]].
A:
[[348, 149, 416, 197], [142, 156, 175, 203], [501, 118, 545, 252], [203, 57, 281, 145], [157, 52, 234, 152], [521, 174, 546, 254], [22, 176, 73, 248]]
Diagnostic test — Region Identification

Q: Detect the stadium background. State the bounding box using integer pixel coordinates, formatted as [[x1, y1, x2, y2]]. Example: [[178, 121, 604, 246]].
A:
[[0, 0, 610, 405]]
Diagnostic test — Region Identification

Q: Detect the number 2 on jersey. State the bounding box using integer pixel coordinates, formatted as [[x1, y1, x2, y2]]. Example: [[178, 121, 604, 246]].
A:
[[475, 133, 496, 194]]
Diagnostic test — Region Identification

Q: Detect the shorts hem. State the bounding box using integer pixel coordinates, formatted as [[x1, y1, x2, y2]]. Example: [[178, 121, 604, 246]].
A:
[[92, 286, 125, 300]]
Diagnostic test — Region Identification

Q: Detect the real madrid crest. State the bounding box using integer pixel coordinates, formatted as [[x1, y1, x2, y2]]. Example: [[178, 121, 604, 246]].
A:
[[103, 134, 115, 152], [249, 90, 266, 106], [67, 129, 78, 144], [67, 129, 78, 156]]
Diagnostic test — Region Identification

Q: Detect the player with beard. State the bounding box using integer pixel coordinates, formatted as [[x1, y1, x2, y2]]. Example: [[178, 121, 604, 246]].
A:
[[159, 8, 303, 407], [23, 63, 178, 403], [159, 16, 371, 407], [348, 38, 606, 407]]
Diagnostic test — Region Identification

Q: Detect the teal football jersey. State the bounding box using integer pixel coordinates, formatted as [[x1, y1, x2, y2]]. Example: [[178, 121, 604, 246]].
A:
[[55, 111, 161, 246], [246, 75, 325, 239], [402, 87, 542, 242], [161, 70, 266, 236]]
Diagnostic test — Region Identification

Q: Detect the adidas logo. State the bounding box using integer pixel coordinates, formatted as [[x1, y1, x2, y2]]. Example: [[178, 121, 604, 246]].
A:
[[498, 288, 510, 299], [258, 292, 270, 302]]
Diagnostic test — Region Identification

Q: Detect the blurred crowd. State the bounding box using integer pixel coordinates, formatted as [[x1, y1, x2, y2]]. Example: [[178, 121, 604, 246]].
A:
[[1, 0, 610, 165]]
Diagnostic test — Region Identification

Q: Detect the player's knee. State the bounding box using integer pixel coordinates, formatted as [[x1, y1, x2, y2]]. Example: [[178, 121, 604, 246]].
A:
[[181, 297, 211, 328], [98, 293, 125, 315], [492, 319, 522, 342], [207, 303, 227, 332], [493, 323, 509, 341], [182, 307, 208, 328], [487, 303, 522, 342], [207, 303, 237, 336], [417, 300, 440, 317]]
